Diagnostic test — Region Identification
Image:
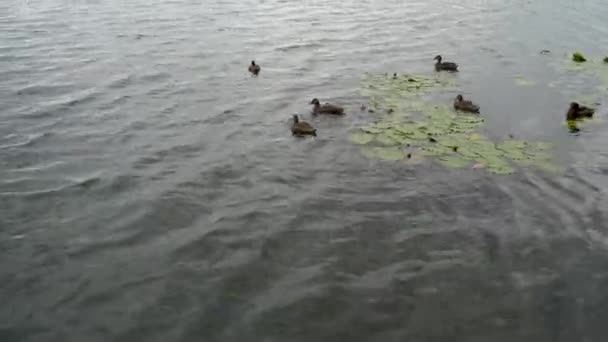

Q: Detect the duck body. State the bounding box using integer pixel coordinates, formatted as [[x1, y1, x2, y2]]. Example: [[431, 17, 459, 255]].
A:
[[453, 95, 480, 113], [248, 60, 260, 75], [434, 55, 458, 72], [578, 106, 595, 118], [566, 102, 595, 120], [310, 98, 345, 115], [291, 115, 316, 136]]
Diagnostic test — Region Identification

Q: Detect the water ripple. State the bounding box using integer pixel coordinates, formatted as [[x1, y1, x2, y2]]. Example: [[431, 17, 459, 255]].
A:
[[3, 0, 608, 341]]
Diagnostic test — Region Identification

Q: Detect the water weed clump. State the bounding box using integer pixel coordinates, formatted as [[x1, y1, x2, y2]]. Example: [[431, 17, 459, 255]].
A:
[[353, 74, 557, 174], [572, 52, 587, 63]]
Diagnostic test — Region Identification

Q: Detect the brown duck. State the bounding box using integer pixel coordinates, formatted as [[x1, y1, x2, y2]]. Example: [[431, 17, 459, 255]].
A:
[[566, 102, 594, 120], [291, 115, 316, 136], [248, 60, 260, 75], [310, 98, 345, 115], [434, 55, 458, 72], [453, 94, 480, 113]]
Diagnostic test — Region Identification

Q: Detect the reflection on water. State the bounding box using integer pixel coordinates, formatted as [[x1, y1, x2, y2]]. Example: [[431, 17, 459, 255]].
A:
[[2, 0, 608, 341]]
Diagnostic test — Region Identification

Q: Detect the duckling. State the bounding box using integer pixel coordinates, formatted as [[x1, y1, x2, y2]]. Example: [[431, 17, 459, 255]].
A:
[[248, 60, 260, 75], [566, 102, 595, 120], [310, 98, 345, 115], [453, 94, 480, 113], [291, 115, 316, 136], [434, 55, 458, 72]]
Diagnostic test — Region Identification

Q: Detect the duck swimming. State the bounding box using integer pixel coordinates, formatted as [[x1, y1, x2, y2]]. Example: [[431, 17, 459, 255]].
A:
[[291, 115, 316, 136], [566, 102, 594, 120], [434, 55, 458, 72], [248, 60, 260, 75], [310, 98, 345, 115], [453, 94, 480, 113]]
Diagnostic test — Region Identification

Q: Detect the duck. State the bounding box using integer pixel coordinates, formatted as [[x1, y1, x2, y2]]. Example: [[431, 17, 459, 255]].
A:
[[566, 102, 594, 120], [310, 98, 345, 115], [434, 55, 458, 72], [291, 115, 316, 136], [453, 94, 480, 113], [248, 60, 260, 75]]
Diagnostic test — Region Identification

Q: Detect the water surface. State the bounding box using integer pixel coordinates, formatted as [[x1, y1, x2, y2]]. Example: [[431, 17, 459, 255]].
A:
[[2, 0, 608, 341]]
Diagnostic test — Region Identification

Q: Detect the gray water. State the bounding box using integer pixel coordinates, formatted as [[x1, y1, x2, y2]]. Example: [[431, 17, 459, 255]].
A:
[[2, 0, 608, 341]]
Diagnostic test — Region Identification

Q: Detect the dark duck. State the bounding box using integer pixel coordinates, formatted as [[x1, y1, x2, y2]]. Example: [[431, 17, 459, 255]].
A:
[[291, 115, 316, 136], [310, 98, 345, 115], [434, 55, 458, 72], [453, 94, 480, 113], [566, 102, 594, 120], [248, 60, 260, 75]]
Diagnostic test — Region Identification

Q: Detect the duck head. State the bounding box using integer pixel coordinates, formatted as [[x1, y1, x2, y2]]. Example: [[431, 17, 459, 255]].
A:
[[434, 55, 442, 63], [570, 102, 580, 110], [455, 94, 464, 102], [310, 98, 321, 106], [292, 114, 299, 123], [251, 60, 256, 66]]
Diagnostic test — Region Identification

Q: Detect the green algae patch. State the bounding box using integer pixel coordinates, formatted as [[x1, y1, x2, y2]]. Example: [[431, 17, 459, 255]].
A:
[[353, 73, 557, 174], [573, 52, 587, 63], [514, 75, 536, 87], [555, 55, 608, 92], [486, 161, 516, 175], [360, 73, 456, 113], [350, 108, 556, 174], [349, 132, 374, 144], [438, 155, 471, 169]]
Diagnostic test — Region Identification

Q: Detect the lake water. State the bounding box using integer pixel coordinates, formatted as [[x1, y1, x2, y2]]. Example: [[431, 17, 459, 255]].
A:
[[2, 0, 608, 341]]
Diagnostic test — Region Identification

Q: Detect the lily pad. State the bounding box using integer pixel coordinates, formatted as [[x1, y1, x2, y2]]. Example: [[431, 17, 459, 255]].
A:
[[515, 75, 536, 87], [350, 132, 374, 144], [436, 135, 463, 149], [362, 126, 384, 134], [528, 142, 553, 151], [487, 163, 515, 175], [438, 155, 470, 168], [456, 146, 480, 159], [354, 74, 558, 174], [376, 132, 402, 146], [420, 144, 452, 156], [376, 147, 404, 161]]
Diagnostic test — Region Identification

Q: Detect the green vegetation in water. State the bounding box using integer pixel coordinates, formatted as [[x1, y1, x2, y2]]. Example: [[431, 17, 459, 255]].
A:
[[514, 74, 536, 87], [360, 73, 456, 112], [353, 73, 558, 174], [573, 52, 587, 63], [551, 55, 608, 99]]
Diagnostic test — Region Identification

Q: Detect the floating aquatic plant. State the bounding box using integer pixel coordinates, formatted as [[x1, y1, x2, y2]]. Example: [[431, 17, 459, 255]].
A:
[[554, 55, 608, 96], [352, 73, 558, 174], [514, 74, 536, 87], [350, 105, 556, 174], [360, 73, 456, 112], [573, 52, 587, 63]]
